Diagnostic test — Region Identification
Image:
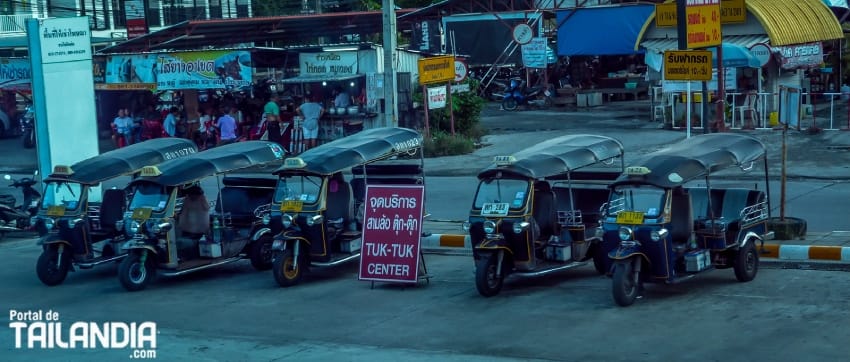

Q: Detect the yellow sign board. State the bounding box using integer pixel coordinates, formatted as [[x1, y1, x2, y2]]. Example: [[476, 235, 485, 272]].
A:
[[686, 0, 722, 49], [418, 55, 455, 85], [663, 50, 712, 81], [655, 0, 746, 27]]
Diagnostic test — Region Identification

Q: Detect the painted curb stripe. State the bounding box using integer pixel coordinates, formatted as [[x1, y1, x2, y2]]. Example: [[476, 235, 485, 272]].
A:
[[439, 235, 467, 248], [807, 246, 843, 261], [778, 245, 811, 260]]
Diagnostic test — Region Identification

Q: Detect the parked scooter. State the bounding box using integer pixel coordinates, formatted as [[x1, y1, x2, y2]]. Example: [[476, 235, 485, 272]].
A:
[[501, 79, 553, 111], [21, 105, 35, 149], [0, 172, 41, 236]]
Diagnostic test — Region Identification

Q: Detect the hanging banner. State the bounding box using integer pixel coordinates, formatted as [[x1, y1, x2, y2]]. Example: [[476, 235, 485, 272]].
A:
[[521, 37, 548, 69], [0, 59, 31, 90], [427, 85, 447, 109], [156, 50, 252, 90], [358, 185, 426, 283], [298, 51, 358, 77], [124, 0, 149, 39], [106, 54, 158, 85]]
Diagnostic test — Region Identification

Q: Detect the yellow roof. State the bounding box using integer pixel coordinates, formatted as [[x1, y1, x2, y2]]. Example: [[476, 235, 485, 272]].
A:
[[636, 0, 843, 49]]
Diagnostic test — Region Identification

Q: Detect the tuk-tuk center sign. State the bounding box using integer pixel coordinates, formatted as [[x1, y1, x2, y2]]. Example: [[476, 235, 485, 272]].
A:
[[418, 55, 455, 85], [663, 50, 712, 81], [358, 185, 425, 283]]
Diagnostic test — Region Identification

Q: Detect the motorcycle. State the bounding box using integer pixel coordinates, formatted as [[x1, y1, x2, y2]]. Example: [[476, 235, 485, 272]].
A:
[[0, 172, 41, 237], [21, 105, 35, 149], [501, 79, 554, 111]]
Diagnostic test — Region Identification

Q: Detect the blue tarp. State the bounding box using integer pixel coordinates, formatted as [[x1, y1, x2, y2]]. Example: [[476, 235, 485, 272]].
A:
[[556, 5, 655, 56]]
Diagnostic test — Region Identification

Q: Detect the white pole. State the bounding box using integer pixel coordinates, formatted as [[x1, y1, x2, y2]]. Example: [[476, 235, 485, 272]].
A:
[[686, 81, 692, 138], [381, 0, 399, 127]]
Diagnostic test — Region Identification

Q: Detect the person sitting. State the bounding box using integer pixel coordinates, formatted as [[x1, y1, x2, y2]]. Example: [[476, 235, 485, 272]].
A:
[[178, 185, 210, 239]]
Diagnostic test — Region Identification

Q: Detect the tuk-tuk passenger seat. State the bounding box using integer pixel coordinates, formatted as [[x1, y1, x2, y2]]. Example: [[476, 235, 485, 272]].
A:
[[698, 188, 753, 235], [92, 189, 126, 238], [669, 189, 693, 243], [532, 181, 556, 241], [325, 175, 353, 227]]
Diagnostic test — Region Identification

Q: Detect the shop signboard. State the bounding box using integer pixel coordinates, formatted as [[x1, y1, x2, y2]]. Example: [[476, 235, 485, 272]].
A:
[[0, 59, 31, 90], [418, 55, 455, 85], [662, 67, 737, 92], [39, 17, 92, 64], [521, 37, 548, 69], [156, 50, 252, 90], [106, 54, 158, 86], [663, 50, 712, 81], [657, 0, 746, 27], [298, 51, 358, 78], [686, 0, 722, 49], [124, 0, 149, 39], [749, 43, 772, 67], [358, 185, 425, 283], [775, 42, 823, 70], [427, 85, 447, 109]]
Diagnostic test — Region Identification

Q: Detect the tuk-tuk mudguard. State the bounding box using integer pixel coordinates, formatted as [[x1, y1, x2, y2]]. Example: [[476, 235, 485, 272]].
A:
[[251, 227, 272, 242], [272, 232, 311, 251], [38, 235, 71, 247], [740, 231, 762, 248], [608, 246, 650, 264], [475, 238, 513, 255]]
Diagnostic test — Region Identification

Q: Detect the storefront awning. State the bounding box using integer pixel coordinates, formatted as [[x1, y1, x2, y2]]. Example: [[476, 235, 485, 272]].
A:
[[279, 74, 363, 84], [556, 4, 655, 56], [640, 35, 770, 53]]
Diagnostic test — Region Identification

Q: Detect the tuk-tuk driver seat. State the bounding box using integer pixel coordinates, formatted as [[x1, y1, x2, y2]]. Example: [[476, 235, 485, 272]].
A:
[[325, 173, 353, 230], [669, 188, 694, 244], [92, 188, 126, 239], [532, 181, 556, 242]]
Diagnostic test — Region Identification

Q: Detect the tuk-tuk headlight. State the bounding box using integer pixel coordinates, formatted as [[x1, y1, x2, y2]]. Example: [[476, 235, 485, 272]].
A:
[[483, 221, 496, 234], [462, 221, 470, 232], [281, 214, 293, 228], [43, 218, 55, 230], [306, 215, 323, 226], [262, 214, 271, 225], [115, 220, 124, 231], [650, 229, 669, 242], [618, 227, 633, 241], [129, 220, 141, 234], [512, 221, 529, 234]]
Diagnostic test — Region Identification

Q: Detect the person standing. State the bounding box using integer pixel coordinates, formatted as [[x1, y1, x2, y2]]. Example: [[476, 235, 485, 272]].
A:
[[112, 108, 134, 147], [216, 106, 238, 145], [333, 87, 351, 108], [264, 93, 281, 145], [163, 106, 179, 137], [296, 95, 324, 151]]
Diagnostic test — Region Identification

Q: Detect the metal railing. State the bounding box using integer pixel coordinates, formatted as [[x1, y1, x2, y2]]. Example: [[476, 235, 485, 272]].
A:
[[740, 200, 768, 224], [0, 14, 33, 33]]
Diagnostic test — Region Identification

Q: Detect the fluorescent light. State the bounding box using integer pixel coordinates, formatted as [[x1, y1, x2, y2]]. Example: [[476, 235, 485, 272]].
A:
[[324, 46, 358, 52]]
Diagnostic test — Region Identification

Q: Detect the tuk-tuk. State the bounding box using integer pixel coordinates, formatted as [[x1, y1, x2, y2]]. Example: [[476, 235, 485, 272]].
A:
[[116, 141, 285, 291], [34, 138, 198, 286], [268, 127, 424, 287], [602, 133, 773, 306], [466, 134, 624, 297]]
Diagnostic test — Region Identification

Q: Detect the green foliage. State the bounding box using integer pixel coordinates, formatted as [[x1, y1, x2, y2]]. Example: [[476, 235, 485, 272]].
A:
[[423, 131, 475, 157], [415, 79, 487, 138]]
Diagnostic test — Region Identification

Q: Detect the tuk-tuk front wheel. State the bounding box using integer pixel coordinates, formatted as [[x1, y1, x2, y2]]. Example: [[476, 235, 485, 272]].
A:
[[249, 236, 273, 271], [612, 261, 640, 307], [475, 253, 504, 297], [118, 251, 155, 292], [734, 241, 759, 282], [36, 245, 71, 286], [272, 248, 303, 287]]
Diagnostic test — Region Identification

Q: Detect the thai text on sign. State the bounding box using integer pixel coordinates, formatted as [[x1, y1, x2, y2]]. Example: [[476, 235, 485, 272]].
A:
[[418, 55, 455, 85], [663, 50, 712, 81], [427, 85, 447, 109], [656, 0, 745, 27], [686, 0, 721, 48], [358, 185, 426, 283]]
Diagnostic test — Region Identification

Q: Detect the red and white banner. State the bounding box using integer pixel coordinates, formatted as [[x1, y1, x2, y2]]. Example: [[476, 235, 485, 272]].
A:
[[358, 185, 425, 283], [124, 0, 149, 39]]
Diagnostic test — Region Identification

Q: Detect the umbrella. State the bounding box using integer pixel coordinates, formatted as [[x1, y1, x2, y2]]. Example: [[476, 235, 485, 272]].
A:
[[710, 43, 761, 68]]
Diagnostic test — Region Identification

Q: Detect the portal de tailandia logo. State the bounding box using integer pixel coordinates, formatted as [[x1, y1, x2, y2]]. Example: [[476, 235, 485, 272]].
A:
[[9, 309, 157, 359]]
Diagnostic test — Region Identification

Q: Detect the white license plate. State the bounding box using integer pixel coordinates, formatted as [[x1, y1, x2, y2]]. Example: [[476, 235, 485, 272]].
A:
[[480, 202, 510, 217]]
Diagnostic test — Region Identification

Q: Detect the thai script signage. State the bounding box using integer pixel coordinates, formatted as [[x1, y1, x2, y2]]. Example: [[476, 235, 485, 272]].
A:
[[521, 37, 548, 69], [775, 42, 823, 70], [38, 17, 92, 64], [358, 185, 425, 283], [156, 50, 252, 90], [686, 0, 722, 48], [663, 50, 712, 81], [427, 85, 447, 109], [418, 55, 455, 85], [0, 59, 31, 90], [298, 51, 358, 76], [656, 0, 746, 27]]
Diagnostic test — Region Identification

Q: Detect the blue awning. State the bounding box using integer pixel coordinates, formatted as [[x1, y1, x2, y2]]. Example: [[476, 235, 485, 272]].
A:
[[556, 4, 655, 56]]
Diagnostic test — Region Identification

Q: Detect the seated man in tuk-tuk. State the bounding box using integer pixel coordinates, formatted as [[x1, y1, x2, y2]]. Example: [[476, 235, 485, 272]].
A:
[[178, 185, 210, 239]]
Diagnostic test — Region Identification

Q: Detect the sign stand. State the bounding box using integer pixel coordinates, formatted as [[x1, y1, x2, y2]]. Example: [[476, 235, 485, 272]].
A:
[[368, 251, 430, 289]]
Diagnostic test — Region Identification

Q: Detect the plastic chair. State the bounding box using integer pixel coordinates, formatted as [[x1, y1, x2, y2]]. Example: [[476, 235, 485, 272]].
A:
[[735, 92, 759, 128], [653, 89, 673, 123]]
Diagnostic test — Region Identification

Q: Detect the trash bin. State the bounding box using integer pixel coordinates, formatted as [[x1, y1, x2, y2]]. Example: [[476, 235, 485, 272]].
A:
[[769, 112, 779, 126]]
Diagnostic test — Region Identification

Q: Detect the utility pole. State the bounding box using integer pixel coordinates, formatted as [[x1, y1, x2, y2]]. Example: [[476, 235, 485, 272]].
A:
[[381, 0, 398, 127]]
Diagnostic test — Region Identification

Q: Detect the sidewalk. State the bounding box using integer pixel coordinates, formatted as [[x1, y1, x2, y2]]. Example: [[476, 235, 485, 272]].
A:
[[420, 220, 850, 264]]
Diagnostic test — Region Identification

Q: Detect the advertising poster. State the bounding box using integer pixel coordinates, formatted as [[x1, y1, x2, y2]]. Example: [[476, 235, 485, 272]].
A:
[[0, 59, 31, 90], [358, 185, 426, 283], [106, 54, 158, 84], [156, 50, 252, 90]]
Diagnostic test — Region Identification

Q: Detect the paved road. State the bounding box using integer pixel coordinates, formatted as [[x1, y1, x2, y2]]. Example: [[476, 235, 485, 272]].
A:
[[1, 236, 848, 361]]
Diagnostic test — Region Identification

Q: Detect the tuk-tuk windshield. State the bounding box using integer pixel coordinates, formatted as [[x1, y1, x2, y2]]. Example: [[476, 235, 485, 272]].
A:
[[129, 183, 170, 212], [41, 181, 83, 210], [607, 185, 666, 218], [274, 175, 322, 203], [473, 178, 529, 209]]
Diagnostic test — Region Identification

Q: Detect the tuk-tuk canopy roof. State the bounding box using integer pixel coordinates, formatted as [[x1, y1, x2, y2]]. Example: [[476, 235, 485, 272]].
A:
[[131, 141, 286, 187], [44, 138, 198, 185], [612, 133, 766, 188], [477, 134, 624, 180], [274, 127, 422, 176]]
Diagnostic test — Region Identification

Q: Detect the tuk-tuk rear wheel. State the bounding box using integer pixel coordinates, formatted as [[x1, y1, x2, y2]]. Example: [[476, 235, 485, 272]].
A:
[[734, 241, 759, 282], [475, 253, 504, 297], [272, 248, 303, 287], [612, 261, 639, 307], [36, 245, 70, 286]]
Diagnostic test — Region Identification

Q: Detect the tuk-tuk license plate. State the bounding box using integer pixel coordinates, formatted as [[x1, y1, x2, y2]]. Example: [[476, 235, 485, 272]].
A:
[[46, 205, 66, 217], [280, 200, 303, 212], [131, 208, 152, 221], [480, 202, 510, 217], [616, 211, 645, 225]]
